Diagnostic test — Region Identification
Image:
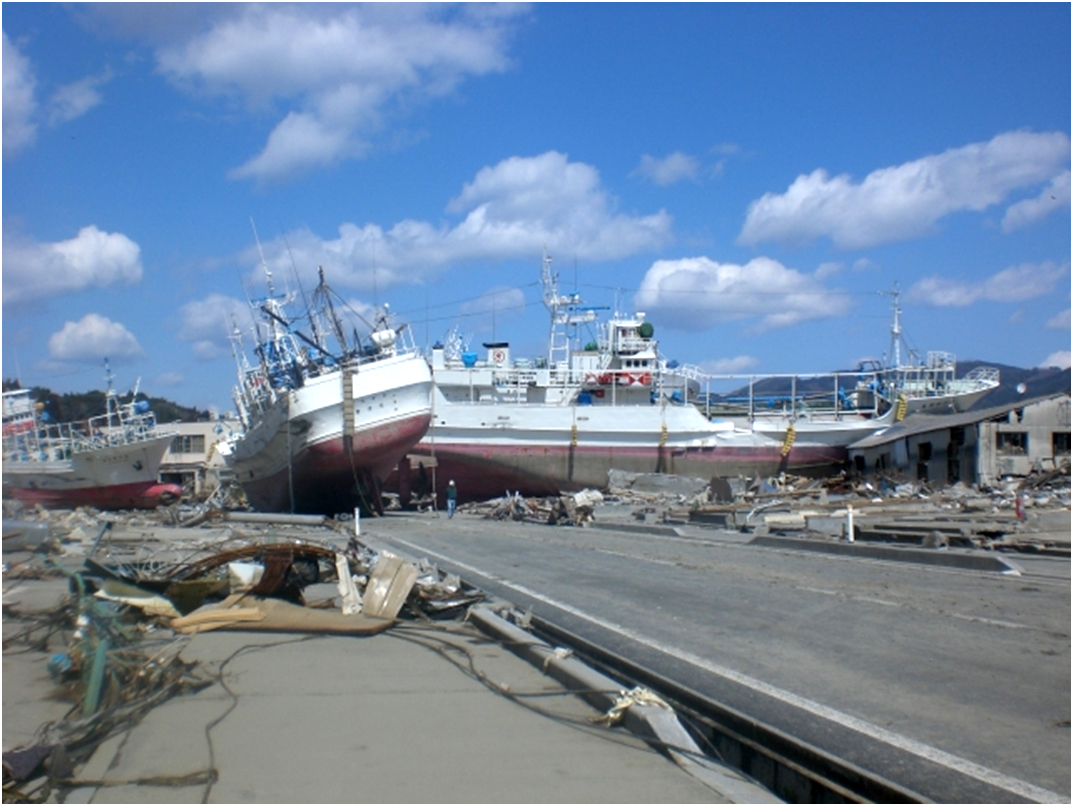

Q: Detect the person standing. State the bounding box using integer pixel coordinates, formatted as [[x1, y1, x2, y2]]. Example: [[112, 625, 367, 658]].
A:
[[446, 479, 457, 518]]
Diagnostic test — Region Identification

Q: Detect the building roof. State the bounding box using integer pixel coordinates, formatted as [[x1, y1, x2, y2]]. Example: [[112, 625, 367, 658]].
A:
[[848, 392, 1070, 451]]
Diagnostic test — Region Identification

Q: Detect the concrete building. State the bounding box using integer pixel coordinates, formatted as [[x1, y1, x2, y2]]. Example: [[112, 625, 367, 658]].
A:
[[848, 393, 1070, 487], [158, 420, 241, 498]]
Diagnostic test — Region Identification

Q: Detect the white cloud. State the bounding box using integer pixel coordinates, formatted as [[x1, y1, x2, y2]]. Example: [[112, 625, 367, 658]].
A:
[[3, 32, 38, 157], [154, 5, 523, 183], [2, 225, 143, 307], [156, 372, 185, 387], [48, 73, 108, 125], [739, 131, 1071, 249], [48, 314, 144, 362], [906, 261, 1069, 307], [700, 356, 760, 374], [1001, 171, 1071, 232], [3, 33, 110, 157], [178, 294, 254, 361], [230, 111, 358, 181], [252, 151, 672, 291], [1040, 351, 1071, 370], [1045, 309, 1071, 330], [632, 152, 700, 186], [634, 256, 852, 332]]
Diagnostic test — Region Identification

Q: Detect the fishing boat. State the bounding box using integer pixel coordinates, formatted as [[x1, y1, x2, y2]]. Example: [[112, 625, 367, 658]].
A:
[[1, 370, 182, 510], [225, 266, 433, 514], [851, 288, 1000, 416], [391, 256, 999, 503]]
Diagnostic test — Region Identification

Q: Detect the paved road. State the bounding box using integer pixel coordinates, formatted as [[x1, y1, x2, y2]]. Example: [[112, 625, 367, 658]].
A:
[[364, 510, 1071, 803]]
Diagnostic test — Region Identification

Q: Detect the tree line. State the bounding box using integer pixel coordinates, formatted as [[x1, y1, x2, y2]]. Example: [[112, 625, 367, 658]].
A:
[[2, 379, 210, 423]]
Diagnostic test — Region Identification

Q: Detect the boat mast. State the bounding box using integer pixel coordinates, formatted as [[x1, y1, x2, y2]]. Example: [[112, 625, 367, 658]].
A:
[[317, 267, 351, 357], [103, 359, 119, 428], [541, 250, 596, 372], [879, 283, 906, 370], [889, 284, 902, 369], [542, 251, 564, 368]]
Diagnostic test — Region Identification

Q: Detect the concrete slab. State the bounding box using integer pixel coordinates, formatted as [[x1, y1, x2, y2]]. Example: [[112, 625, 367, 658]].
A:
[[5, 569, 729, 804], [748, 535, 1025, 573], [192, 625, 725, 803]]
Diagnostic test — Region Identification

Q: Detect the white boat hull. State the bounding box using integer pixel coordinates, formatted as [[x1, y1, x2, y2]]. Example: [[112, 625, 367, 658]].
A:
[[392, 392, 891, 502], [228, 352, 432, 513], [3, 434, 177, 509]]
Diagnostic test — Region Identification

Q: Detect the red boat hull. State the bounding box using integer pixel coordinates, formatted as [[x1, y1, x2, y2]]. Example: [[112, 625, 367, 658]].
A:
[[238, 411, 431, 514], [8, 480, 182, 511], [390, 441, 847, 505]]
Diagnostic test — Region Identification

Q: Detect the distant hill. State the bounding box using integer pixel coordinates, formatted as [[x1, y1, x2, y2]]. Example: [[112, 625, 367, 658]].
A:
[[1, 379, 211, 423]]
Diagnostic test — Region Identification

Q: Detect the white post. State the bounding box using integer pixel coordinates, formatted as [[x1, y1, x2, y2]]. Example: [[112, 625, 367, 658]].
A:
[[846, 504, 855, 543], [354, 506, 361, 537]]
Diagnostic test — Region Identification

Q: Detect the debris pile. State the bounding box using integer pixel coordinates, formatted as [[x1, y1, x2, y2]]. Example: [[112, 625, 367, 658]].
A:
[[606, 470, 711, 508], [681, 466, 1070, 554], [464, 489, 604, 525], [2, 564, 214, 799], [2, 514, 486, 796]]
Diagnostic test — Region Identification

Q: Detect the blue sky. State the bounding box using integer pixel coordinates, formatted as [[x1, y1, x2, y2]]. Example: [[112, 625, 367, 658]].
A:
[[3, 3, 1070, 413]]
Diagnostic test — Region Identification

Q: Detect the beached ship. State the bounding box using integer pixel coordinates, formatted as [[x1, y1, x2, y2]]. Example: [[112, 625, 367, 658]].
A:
[[849, 288, 999, 416], [392, 256, 999, 503], [1, 371, 182, 510], [225, 267, 433, 514], [692, 287, 999, 441]]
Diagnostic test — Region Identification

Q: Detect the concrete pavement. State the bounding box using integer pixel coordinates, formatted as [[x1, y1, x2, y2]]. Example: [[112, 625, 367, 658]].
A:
[[3, 550, 742, 804]]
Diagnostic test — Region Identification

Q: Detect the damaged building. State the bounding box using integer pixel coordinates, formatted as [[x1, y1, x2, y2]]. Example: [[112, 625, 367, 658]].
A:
[[158, 419, 241, 499], [848, 392, 1071, 486]]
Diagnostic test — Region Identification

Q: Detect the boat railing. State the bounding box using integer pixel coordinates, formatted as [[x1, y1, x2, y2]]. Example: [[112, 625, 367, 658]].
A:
[[925, 351, 957, 369], [690, 370, 891, 421], [2, 407, 172, 463], [964, 365, 1001, 385], [884, 361, 1000, 400]]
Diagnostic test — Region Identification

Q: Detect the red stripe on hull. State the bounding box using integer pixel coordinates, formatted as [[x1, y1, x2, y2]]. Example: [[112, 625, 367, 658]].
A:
[[8, 480, 182, 511], [389, 441, 847, 504], [240, 412, 431, 514]]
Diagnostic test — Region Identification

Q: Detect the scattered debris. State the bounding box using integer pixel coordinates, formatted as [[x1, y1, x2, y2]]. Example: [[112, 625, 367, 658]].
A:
[[363, 552, 418, 620], [2, 520, 58, 554], [677, 466, 1070, 555], [2, 564, 214, 797], [171, 595, 394, 636], [1, 504, 491, 798], [463, 489, 604, 525], [608, 469, 709, 500]]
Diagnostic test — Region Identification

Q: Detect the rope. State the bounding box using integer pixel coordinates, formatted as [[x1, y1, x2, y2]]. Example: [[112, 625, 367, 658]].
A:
[[542, 646, 574, 672], [594, 686, 672, 726]]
